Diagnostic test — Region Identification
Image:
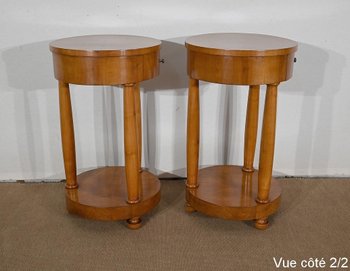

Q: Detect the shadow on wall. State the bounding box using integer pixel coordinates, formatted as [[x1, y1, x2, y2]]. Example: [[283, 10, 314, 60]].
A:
[[1, 38, 190, 179], [92, 85, 121, 168], [283, 43, 346, 175], [2, 40, 61, 179], [217, 85, 240, 166], [141, 38, 188, 177], [3, 41, 56, 90]]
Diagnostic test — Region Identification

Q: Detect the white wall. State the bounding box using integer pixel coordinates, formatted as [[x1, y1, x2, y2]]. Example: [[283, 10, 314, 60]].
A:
[[1, 0, 349, 180]]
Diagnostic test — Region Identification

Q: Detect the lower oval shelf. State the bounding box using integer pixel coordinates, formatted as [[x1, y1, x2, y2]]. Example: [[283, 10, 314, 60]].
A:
[[66, 166, 161, 221], [187, 165, 281, 220]]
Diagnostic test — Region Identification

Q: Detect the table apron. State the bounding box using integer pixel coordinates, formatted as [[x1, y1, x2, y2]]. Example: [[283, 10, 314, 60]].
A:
[[187, 50, 295, 85], [52, 52, 160, 85]]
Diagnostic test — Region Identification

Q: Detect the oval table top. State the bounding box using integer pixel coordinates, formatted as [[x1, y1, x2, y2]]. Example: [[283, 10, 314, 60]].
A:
[[50, 35, 161, 57], [185, 33, 297, 57]]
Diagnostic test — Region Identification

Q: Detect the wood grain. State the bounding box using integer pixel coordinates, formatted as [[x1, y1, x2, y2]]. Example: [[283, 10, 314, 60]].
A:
[[123, 83, 140, 204], [58, 82, 77, 189], [66, 167, 160, 221], [257, 84, 279, 203], [50, 35, 160, 85], [133, 83, 142, 173], [187, 166, 281, 220], [50, 35, 161, 57], [185, 33, 297, 57], [242, 85, 260, 173], [186, 78, 200, 189], [187, 52, 295, 85], [186, 33, 297, 85]]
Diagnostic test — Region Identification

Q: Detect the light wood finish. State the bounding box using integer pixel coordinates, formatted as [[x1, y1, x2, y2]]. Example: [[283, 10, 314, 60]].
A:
[[185, 33, 297, 229], [187, 166, 281, 220], [186, 33, 297, 57], [186, 33, 297, 85], [51, 35, 161, 228], [66, 167, 160, 221], [242, 85, 260, 173], [257, 84, 278, 204], [58, 82, 77, 189], [133, 83, 142, 173], [186, 78, 200, 190], [50, 35, 161, 57], [133, 84, 143, 204], [123, 83, 140, 204], [50, 35, 160, 85]]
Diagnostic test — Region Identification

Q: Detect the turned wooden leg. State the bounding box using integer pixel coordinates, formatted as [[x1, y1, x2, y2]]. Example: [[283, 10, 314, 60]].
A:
[[186, 78, 200, 211], [124, 83, 141, 203], [186, 78, 200, 188], [133, 83, 142, 173], [242, 85, 260, 173], [124, 83, 142, 228], [257, 83, 278, 204], [255, 83, 278, 229], [58, 82, 78, 189]]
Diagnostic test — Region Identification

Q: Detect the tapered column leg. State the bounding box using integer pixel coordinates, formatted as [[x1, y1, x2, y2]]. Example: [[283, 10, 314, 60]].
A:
[[186, 78, 200, 212], [255, 83, 279, 230], [58, 82, 78, 189], [133, 83, 143, 207], [242, 85, 260, 173], [133, 83, 142, 173], [123, 83, 141, 229]]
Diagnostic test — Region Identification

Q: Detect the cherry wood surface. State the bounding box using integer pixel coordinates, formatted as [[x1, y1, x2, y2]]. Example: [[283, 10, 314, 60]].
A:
[[66, 167, 160, 220], [242, 85, 260, 173], [123, 83, 141, 204], [185, 33, 297, 57], [186, 33, 297, 229], [186, 166, 281, 220], [50, 35, 161, 57], [59, 82, 77, 189], [51, 35, 161, 229], [257, 83, 279, 204], [50, 35, 160, 85], [186, 33, 297, 85], [186, 78, 200, 189]]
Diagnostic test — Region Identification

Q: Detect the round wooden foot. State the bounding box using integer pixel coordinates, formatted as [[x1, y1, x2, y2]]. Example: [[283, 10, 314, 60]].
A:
[[185, 203, 196, 213], [255, 217, 269, 230], [127, 217, 142, 230]]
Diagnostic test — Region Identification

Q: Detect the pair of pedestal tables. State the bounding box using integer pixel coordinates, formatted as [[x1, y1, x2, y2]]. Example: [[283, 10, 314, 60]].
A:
[[50, 33, 297, 230]]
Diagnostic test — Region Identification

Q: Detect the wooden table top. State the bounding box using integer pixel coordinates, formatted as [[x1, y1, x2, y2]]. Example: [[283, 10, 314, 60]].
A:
[[185, 33, 297, 57], [50, 35, 161, 57]]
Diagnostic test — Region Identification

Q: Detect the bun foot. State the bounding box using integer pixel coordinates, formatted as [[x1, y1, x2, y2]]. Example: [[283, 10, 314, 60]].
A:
[[254, 217, 269, 230], [126, 217, 142, 230]]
